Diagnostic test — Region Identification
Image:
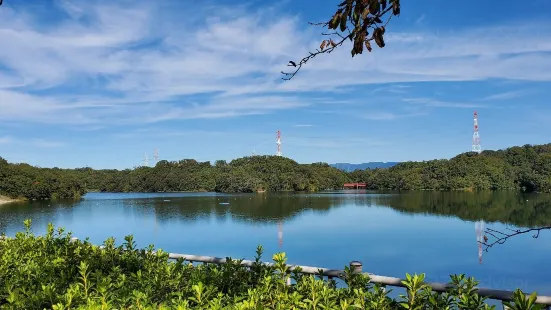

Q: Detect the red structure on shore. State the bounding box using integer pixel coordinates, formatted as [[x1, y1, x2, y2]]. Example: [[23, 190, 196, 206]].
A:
[[343, 183, 367, 189]]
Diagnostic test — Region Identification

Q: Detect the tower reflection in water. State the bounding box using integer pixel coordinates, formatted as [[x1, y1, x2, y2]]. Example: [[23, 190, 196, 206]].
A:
[[475, 220, 485, 264], [278, 221, 283, 248]]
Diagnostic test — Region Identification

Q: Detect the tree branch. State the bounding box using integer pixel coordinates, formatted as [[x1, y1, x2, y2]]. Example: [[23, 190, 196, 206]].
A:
[[281, 0, 399, 81], [479, 226, 551, 251], [281, 32, 352, 81]]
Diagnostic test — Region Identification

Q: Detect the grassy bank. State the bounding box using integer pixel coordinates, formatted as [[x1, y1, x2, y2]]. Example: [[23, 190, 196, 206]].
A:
[[0, 221, 546, 309]]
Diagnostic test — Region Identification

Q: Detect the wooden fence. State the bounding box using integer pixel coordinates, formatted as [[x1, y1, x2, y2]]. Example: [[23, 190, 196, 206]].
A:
[[68, 237, 551, 309]]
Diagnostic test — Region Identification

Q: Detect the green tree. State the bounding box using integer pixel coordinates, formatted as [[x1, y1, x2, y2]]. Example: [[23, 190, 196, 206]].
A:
[[3, 143, 551, 199]]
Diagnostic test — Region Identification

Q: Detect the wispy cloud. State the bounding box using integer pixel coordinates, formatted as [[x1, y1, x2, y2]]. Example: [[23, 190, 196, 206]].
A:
[[403, 98, 487, 109], [481, 90, 534, 101], [370, 84, 411, 95], [0, 136, 65, 148], [271, 24, 551, 93], [362, 112, 399, 120], [0, 1, 550, 127], [361, 111, 423, 120], [0, 136, 12, 144], [145, 96, 311, 123], [31, 139, 66, 148], [415, 14, 426, 25], [294, 124, 314, 127], [285, 136, 389, 149], [112, 128, 248, 139]]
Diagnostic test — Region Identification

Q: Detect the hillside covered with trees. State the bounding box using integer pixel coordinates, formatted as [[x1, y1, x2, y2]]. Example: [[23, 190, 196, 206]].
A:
[[350, 144, 551, 192], [0, 156, 349, 200], [1, 143, 551, 201]]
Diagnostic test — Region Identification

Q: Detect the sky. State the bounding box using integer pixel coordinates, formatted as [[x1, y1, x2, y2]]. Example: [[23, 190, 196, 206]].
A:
[[0, 0, 550, 169]]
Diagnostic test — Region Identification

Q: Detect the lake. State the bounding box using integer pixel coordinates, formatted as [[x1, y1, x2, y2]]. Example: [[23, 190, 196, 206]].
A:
[[1, 190, 551, 297]]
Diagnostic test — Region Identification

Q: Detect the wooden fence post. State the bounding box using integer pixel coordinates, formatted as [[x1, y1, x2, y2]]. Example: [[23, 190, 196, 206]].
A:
[[350, 261, 362, 274]]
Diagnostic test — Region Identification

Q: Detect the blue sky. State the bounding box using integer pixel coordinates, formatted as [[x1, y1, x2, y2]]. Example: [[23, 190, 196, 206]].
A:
[[0, 0, 550, 169]]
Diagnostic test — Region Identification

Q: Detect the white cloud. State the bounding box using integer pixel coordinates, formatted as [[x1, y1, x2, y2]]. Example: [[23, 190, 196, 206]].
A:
[[363, 112, 399, 120], [113, 128, 264, 140], [0, 1, 550, 125], [481, 90, 535, 101], [362, 112, 402, 120], [146, 95, 311, 122], [0, 136, 65, 148], [285, 136, 389, 149], [403, 98, 487, 109], [370, 84, 411, 95], [31, 139, 66, 148], [268, 24, 551, 93], [0, 136, 12, 144], [360, 109, 426, 121], [415, 14, 426, 25], [294, 124, 314, 127]]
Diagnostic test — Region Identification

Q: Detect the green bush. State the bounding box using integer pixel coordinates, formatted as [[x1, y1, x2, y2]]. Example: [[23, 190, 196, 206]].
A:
[[0, 220, 547, 309]]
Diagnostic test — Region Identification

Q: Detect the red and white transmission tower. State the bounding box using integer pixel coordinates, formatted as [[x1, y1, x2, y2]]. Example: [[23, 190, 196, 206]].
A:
[[472, 111, 482, 153], [276, 130, 282, 156], [475, 220, 485, 264]]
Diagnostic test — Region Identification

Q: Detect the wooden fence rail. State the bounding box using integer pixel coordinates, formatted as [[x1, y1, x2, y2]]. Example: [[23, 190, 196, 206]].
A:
[[68, 237, 551, 309], [163, 253, 551, 309]]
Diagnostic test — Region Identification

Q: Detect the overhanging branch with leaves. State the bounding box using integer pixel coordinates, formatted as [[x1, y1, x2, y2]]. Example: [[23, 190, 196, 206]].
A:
[[282, 0, 401, 80]]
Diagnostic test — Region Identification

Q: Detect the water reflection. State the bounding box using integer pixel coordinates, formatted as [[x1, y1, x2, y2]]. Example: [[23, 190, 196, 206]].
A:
[[376, 191, 551, 228], [2, 191, 551, 234], [278, 221, 283, 248], [1, 191, 547, 271], [0, 199, 79, 234], [475, 220, 485, 264], [1, 191, 551, 294]]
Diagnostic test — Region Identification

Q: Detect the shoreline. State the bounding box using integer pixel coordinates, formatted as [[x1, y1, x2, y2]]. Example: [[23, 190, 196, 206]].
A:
[[0, 195, 24, 205]]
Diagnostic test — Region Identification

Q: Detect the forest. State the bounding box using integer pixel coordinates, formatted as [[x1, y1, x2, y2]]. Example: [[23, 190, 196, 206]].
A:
[[1, 143, 550, 201]]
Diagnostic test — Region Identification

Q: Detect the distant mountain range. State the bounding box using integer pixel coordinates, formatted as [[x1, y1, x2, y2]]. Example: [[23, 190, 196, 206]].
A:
[[330, 162, 400, 171]]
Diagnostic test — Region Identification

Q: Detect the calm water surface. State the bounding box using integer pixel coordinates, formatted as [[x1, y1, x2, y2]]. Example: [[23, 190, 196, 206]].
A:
[[1, 190, 551, 296]]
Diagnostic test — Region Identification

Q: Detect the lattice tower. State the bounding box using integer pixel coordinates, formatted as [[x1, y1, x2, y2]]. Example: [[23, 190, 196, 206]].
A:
[[276, 130, 282, 156], [472, 111, 482, 153]]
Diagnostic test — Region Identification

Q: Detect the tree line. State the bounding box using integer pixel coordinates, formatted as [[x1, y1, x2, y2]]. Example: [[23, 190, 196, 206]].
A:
[[349, 144, 551, 193], [1, 143, 551, 201], [0, 156, 349, 200]]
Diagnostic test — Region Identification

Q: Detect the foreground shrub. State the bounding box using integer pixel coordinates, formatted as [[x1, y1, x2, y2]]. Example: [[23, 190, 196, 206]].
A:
[[0, 220, 547, 309]]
